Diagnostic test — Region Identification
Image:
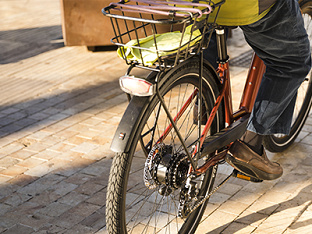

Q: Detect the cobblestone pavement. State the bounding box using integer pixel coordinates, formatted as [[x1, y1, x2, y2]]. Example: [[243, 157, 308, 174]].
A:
[[1, 1, 312, 233]]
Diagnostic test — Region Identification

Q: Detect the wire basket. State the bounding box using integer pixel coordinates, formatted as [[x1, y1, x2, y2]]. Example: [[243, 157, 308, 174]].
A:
[[102, 0, 223, 69]]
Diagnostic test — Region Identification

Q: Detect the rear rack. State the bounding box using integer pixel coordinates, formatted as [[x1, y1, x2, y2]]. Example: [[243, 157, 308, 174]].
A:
[[102, 0, 224, 70]]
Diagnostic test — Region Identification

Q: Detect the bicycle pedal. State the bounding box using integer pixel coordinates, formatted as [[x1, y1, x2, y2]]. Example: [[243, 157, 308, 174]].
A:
[[232, 169, 263, 183]]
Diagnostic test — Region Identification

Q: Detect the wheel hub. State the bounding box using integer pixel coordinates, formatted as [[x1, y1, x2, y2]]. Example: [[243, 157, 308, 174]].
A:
[[144, 143, 189, 194]]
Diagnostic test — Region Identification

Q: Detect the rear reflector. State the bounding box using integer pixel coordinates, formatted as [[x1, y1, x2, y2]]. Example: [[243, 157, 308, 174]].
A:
[[119, 76, 154, 96]]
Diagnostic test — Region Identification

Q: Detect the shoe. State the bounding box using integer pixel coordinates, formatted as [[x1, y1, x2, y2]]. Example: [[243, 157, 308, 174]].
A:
[[225, 140, 283, 180]]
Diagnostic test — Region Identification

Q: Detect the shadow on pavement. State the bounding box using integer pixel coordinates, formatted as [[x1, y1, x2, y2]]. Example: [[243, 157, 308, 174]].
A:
[[0, 26, 64, 64]]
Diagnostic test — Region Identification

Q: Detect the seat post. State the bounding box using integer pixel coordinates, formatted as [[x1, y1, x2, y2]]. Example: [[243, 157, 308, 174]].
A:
[[215, 26, 229, 63]]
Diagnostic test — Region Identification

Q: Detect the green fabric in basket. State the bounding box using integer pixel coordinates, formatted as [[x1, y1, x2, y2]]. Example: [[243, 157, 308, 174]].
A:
[[117, 25, 202, 66]]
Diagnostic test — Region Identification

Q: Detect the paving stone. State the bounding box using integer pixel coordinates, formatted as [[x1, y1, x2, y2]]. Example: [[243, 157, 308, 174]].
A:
[[58, 191, 89, 207], [24, 161, 59, 177], [7, 111, 28, 121], [74, 182, 104, 196], [81, 161, 110, 176], [8, 149, 36, 160], [43, 224, 67, 234], [28, 112, 51, 121], [79, 118, 103, 127], [0, 142, 24, 155], [197, 210, 237, 233], [0, 203, 12, 216], [77, 129, 102, 140], [43, 124, 75, 135], [218, 200, 250, 215], [229, 190, 261, 205], [63, 224, 97, 234], [222, 222, 257, 234], [90, 172, 110, 187], [80, 212, 106, 231], [39, 135, 63, 146], [96, 226, 108, 234], [48, 159, 89, 177], [19, 213, 53, 232], [64, 173, 95, 185], [52, 212, 86, 229], [54, 151, 84, 162], [0, 138, 15, 148], [15, 117, 38, 128], [26, 151, 53, 163], [241, 180, 275, 195], [235, 209, 268, 227], [0, 124, 26, 135], [26, 130, 53, 141], [256, 190, 293, 204], [16, 157, 45, 169], [0, 165, 28, 177], [47, 142, 75, 153], [1, 223, 34, 234], [37, 201, 72, 217], [91, 134, 111, 145], [65, 135, 89, 146], [51, 181, 78, 196], [0, 107, 20, 115], [17, 174, 65, 196], [0, 175, 12, 183], [81, 144, 112, 160], [55, 202, 101, 229], [3, 192, 33, 207], [216, 182, 243, 196], [0, 156, 21, 169], [22, 141, 51, 153], [86, 190, 106, 206], [0, 117, 16, 127], [71, 142, 100, 154], [27, 191, 60, 207], [247, 200, 279, 216]]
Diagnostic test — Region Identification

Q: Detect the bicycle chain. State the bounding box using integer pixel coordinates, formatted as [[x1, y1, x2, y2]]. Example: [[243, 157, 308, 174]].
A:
[[181, 171, 233, 217]]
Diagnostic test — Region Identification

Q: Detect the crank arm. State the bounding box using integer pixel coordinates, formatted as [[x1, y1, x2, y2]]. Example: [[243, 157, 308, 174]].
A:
[[200, 114, 249, 158]]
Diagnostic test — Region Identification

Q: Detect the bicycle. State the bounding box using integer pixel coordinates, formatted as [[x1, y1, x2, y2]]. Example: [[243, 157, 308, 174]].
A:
[[102, 0, 312, 233]]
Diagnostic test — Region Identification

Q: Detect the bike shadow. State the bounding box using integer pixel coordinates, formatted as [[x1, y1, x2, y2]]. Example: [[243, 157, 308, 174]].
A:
[[207, 182, 312, 233]]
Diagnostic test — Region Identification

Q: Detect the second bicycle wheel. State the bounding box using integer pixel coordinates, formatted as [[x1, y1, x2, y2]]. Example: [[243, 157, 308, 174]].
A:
[[263, 1, 312, 152], [106, 60, 225, 233]]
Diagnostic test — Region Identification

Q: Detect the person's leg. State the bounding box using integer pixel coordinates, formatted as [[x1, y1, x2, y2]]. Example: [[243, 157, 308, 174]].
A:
[[227, 0, 311, 180], [241, 0, 311, 135]]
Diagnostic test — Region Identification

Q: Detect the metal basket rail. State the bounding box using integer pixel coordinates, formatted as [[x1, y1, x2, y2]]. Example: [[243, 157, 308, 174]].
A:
[[102, 0, 223, 70]]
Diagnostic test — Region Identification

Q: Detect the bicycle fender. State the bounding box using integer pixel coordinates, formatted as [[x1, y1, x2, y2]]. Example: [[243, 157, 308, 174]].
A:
[[110, 95, 149, 153]]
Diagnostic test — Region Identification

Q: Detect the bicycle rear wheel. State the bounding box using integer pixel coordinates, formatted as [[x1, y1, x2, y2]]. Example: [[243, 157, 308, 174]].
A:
[[106, 60, 225, 233], [263, 1, 312, 152]]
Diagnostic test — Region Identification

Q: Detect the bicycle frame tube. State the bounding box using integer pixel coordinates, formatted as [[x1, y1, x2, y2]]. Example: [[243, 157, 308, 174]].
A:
[[235, 53, 265, 118]]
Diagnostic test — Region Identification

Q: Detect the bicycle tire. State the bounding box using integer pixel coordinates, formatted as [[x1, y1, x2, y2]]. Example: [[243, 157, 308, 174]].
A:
[[263, 1, 312, 152], [106, 59, 225, 233]]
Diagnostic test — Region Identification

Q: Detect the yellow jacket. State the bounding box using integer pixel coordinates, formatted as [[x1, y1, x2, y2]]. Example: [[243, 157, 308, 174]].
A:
[[209, 0, 277, 26]]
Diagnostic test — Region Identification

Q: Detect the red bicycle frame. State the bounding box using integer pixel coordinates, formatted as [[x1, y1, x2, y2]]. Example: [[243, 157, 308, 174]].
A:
[[156, 51, 266, 175], [194, 53, 265, 174]]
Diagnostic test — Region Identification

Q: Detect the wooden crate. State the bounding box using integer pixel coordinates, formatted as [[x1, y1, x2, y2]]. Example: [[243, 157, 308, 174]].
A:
[[60, 0, 113, 47]]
